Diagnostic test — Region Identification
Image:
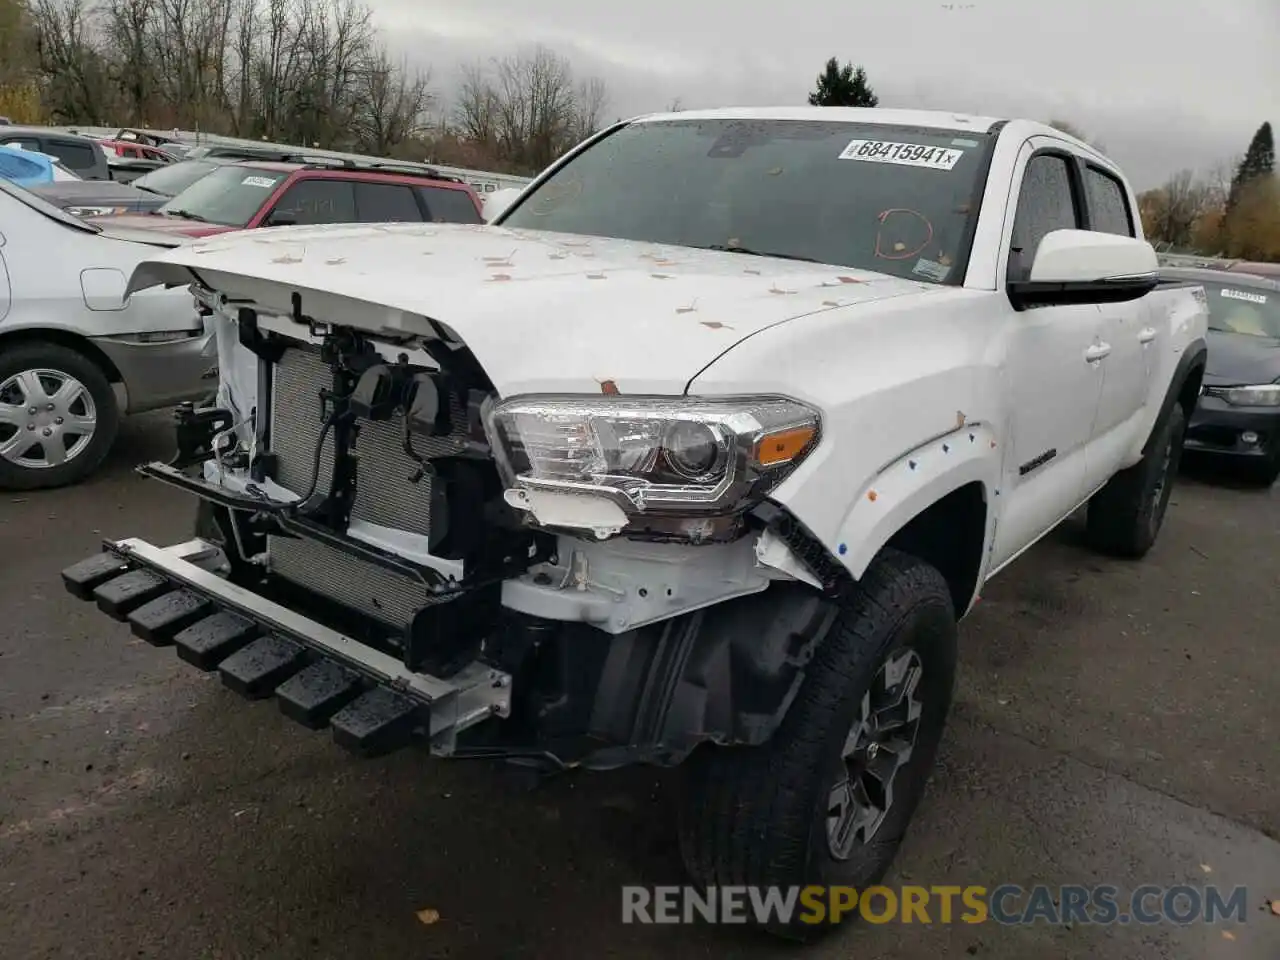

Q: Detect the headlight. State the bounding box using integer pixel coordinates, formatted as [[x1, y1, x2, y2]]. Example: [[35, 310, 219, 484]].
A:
[[67, 205, 126, 218], [485, 396, 820, 515], [1220, 384, 1280, 407]]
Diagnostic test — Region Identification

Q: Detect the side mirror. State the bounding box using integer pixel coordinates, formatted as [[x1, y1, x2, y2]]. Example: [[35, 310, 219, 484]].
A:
[[266, 211, 297, 227], [1008, 229, 1159, 310]]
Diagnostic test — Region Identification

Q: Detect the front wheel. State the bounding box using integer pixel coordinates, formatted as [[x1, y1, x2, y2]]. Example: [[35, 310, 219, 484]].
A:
[[0, 342, 120, 491], [1086, 402, 1186, 558], [677, 549, 958, 940]]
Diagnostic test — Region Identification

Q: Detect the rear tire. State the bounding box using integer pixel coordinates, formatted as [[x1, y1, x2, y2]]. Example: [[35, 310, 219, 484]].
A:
[[0, 342, 120, 491], [1086, 402, 1186, 558], [677, 549, 958, 941]]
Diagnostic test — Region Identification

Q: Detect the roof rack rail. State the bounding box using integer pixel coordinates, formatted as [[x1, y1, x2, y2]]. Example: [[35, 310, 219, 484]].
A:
[[296, 158, 465, 183]]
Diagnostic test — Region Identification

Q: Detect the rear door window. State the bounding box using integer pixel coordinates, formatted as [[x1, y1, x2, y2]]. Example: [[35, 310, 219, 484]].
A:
[[1083, 166, 1134, 237], [416, 185, 482, 223], [354, 181, 422, 222], [42, 140, 98, 173], [270, 178, 356, 225]]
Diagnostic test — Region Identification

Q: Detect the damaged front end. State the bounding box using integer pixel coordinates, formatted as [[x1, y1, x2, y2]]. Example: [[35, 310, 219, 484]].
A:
[[63, 281, 842, 769]]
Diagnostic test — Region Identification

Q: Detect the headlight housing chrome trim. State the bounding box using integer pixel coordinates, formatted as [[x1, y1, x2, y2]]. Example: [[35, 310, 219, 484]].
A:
[[484, 394, 821, 517]]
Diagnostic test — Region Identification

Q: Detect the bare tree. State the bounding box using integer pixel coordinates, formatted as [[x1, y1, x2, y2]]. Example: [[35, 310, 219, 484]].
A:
[[453, 61, 498, 147], [351, 46, 432, 155], [1149, 169, 1214, 249], [30, 0, 110, 122], [452, 45, 609, 174], [1045, 117, 1106, 154]]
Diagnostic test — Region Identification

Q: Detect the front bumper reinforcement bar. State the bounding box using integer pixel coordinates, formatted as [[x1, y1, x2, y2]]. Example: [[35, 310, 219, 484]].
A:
[[61, 537, 511, 758]]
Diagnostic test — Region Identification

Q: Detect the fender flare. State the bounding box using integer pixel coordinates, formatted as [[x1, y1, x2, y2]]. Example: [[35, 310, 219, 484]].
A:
[[832, 421, 1001, 580], [1144, 337, 1207, 455]]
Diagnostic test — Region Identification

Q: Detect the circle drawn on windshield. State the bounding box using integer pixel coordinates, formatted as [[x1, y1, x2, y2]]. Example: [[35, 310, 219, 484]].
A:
[[874, 208, 935, 261], [524, 177, 583, 216]]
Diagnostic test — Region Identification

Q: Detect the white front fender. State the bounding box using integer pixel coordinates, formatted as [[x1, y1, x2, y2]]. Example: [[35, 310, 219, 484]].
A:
[[827, 422, 1001, 591]]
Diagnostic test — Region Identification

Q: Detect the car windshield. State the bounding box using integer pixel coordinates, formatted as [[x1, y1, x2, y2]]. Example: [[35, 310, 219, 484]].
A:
[[158, 164, 288, 226], [500, 117, 993, 284], [1203, 282, 1280, 338], [133, 159, 222, 197]]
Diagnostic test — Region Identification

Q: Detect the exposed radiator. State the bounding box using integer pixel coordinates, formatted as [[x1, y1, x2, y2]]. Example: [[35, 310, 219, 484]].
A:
[[265, 345, 471, 628]]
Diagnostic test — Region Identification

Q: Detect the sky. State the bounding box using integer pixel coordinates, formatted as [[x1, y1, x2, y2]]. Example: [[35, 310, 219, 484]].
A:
[[371, 0, 1279, 190]]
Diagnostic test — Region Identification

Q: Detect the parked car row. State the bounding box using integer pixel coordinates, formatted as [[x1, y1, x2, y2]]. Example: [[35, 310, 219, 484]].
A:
[[0, 142, 490, 489]]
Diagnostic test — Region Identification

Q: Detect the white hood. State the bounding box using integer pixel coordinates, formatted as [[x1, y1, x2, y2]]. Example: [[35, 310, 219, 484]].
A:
[[127, 222, 940, 396]]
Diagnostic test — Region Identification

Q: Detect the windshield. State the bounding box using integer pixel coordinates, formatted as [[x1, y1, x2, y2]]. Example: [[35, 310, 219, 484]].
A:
[[134, 159, 221, 197], [500, 118, 993, 283], [158, 164, 288, 226], [1203, 282, 1280, 338]]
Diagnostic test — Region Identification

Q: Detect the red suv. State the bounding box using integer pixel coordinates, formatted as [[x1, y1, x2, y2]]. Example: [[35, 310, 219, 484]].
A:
[[91, 159, 484, 238]]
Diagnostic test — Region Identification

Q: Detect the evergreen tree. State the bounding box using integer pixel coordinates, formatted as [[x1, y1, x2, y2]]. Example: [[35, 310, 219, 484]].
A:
[[807, 58, 879, 108], [1226, 121, 1274, 211]]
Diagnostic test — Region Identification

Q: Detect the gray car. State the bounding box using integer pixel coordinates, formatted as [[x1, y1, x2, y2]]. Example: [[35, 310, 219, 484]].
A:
[[0, 125, 110, 180]]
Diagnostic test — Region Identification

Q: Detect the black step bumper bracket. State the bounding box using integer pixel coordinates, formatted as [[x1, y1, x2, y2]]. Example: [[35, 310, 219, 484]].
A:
[[128, 589, 213, 645], [95, 570, 170, 621], [174, 611, 260, 670], [331, 687, 423, 758], [61, 537, 512, 758], [62, 552, 132, 600], [277, 659, 365, 729], [219, 635, 309, 699]]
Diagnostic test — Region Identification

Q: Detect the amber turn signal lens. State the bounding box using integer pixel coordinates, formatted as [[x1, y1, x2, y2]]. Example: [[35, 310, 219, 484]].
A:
[[755, 426, 816, 466]]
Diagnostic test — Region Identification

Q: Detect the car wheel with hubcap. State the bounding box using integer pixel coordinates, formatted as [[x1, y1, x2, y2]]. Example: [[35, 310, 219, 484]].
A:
[[0, 342, 119, 490], [678, 548, 958, 941]]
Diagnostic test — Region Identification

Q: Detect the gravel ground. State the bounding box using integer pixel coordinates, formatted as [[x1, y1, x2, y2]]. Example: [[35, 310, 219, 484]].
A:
[[1, 412, 1277, 960]]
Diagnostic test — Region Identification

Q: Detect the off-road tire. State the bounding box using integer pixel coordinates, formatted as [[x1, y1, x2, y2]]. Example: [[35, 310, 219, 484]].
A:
[[677, 549, 958, 941], [0, 341, 119, 491], [1086, 402, 1186, 558]]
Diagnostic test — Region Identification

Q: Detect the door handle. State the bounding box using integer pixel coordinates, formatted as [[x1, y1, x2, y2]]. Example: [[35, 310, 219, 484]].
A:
[[1138, 327, 1157, 344], [1085, 342, 1112, 362]]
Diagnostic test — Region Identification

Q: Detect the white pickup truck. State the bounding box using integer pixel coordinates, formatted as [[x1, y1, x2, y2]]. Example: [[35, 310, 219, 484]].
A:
[[62, 108, 1208, 938]]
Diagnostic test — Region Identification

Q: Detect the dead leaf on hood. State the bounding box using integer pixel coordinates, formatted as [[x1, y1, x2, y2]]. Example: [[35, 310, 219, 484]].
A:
[[700, 321, 732, 330], [415, 908, 441, 926], [1270, 900, 1280, 917], [650, 273, 673, 280], [676, 299, 698, 314], [586, 273, 607, 280], [822, 300, 841, 307], [271, 253, 303, 264], [324, 258, 346, 266], [487, 273, 513, 282], [1221, 930, 1236, 941], [743, 268, 762, 275], [769, 284, 797, 295], [837, 275, 863, 284]]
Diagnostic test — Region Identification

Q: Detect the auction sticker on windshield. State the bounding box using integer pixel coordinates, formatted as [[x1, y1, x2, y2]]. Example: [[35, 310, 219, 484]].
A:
[[241, 176, 278, 188], [839, 140, 964, 170]]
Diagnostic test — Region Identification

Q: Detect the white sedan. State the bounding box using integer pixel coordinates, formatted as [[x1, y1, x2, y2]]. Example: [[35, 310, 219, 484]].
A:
[[0, 177, 212, 489]]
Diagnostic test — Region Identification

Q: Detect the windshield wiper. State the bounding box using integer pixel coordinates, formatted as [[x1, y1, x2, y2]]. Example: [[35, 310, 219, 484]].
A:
[[699, 243, 821, 264], [134, 183, 160, 195], [164, 208, 208, 222]]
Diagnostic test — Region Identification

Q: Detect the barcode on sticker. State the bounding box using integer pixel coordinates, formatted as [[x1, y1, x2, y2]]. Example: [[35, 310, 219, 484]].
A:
[[1221, 288, 1267, 304], [241, 176, 277, 188], [838, 140, 964, 170]]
